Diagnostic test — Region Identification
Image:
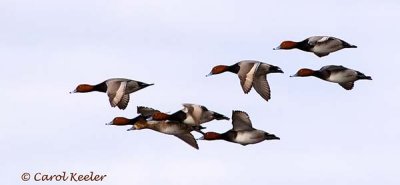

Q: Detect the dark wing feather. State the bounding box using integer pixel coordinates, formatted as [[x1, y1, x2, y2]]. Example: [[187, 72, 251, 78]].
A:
[[231, 110, 253, 131], [107, 81, 127, 108], [339, 82, 354, 90], [117, 94, 130, 110], [238, 62, 260, 94], [253, 64, 271, 101], [174, 133, 199, 150], [137, 106, 161, 117], [314, 53, 329, 57], [320, 65, 348, 72]]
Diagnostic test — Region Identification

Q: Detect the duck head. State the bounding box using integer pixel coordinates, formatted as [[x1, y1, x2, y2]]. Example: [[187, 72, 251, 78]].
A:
[[273, 41, 298, 50], [107, 117, 131, 126], [70, 84, 94, 93], [197, 132, 222, 140], [290, 68, 315, 77], [206, 65, 229, 77]]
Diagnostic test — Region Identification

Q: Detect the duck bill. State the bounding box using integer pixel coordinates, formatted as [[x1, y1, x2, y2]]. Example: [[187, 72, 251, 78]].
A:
[[205, 72, 213, 77], [273, 46, 281, 50], [69, 89, 77, 94], [105, 121, 113, 125], [290, 74, 299, 77], [196, 136, 205, 140]]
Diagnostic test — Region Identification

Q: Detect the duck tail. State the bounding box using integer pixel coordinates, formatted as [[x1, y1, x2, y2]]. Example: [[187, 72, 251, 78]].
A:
[[137, 81, 154, 88], [212, 112, 230, 120], [342, 41, 357, 48], [265, 133, 280, 140], [192, 125, 206, 130], [192, 125, 206, 134], [357, 71, 372, 80], [361, 76, 372, 80]]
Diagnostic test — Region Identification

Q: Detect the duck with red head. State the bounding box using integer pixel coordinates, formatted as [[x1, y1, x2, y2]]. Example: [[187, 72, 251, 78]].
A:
[[126, 119, 203, 150], [197, 110, 280, 146], [107, 106, 160, 126], [291, 65, 372, 90], [274, 36, 357, 57], [70, 84, 97, 93], [199, 132, 223, 141], [150, 103, 229, 125], [206, 65, 240, 76], [107, 117, 132, 126], [273, 41, 298, 50], [70, 78, 154, 110], [207, 60, 283, 102], [107, 115, 147, 126], [290, 68, 316, 77]]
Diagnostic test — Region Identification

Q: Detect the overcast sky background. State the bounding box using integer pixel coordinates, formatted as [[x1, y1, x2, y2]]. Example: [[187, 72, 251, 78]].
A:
[[1, 0, 399, 184]]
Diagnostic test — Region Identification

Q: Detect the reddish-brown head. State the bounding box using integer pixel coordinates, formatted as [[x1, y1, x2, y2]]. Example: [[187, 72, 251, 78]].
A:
[[107, 117, 131, 126], [70, 84, 94, 93], [198, 132, 222, 140], [274, 41, 298, 50], [206, 65, 229, 77], [290, 68, 315, 77]]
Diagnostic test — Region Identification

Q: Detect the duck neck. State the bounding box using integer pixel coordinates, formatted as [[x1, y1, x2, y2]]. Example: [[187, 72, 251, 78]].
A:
[[296, 40, 311, 51], [312, 71, 325, 79], [130, 115, 146, 125], [93, 81, 107, 92], [169, 111, 187, 122], [228, 63, 240, 74]]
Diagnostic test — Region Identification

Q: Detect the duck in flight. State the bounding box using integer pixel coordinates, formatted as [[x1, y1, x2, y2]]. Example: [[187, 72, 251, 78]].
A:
[[70, 78, 153, 109], [290, 65, 372, 90], [207, 60, 283, 102], [274, 36, 357, 57], [198, 110, 280, 145]]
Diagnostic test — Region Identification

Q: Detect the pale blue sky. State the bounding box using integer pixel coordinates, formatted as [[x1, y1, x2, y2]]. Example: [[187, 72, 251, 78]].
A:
[[1, 0, 399, 184]]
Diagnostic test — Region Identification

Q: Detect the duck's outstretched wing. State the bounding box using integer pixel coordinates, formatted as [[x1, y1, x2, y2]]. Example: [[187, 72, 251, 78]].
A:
[[253, 64, 271, 102], [319, 65, 347, 72], [231, 110, 253, 131], [107, 81, 127, 108], [174, 133, 199, 150], [117, 94, 130, 110], [339, 82, 354, 90], [137, 106, 161, 117], [238, 62, 260, 94]]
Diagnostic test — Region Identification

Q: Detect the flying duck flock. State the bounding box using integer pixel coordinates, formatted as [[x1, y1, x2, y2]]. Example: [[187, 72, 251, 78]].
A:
[[70, 36, 372, 149]]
